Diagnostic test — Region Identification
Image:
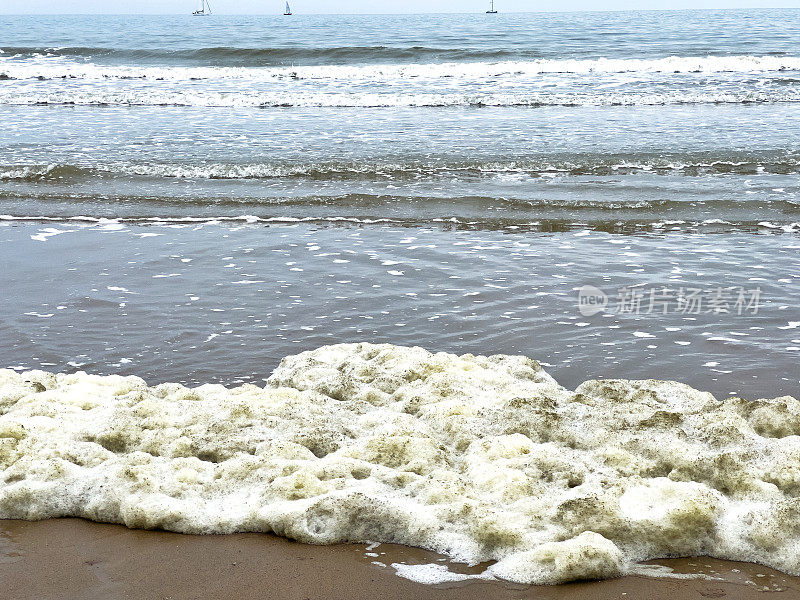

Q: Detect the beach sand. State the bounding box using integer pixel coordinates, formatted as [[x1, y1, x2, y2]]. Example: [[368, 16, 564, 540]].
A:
[[2, 518, 797, 600]]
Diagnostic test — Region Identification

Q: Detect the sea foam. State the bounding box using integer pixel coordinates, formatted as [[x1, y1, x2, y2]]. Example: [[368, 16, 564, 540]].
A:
[[2, 55, 799, 81], [1, 55, 799, 107], [1, 343, 799, 584]]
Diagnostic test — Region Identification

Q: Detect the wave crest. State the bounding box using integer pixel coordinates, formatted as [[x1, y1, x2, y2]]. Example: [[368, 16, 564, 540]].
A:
[[2, 55, 800, 81], [2, 154, 799, 183]]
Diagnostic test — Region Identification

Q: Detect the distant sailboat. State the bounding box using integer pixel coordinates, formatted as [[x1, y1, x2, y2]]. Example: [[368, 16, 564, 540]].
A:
[[284, 1, 292, 15], [486, 0, 497, 13], [192, 0, 211, 15]]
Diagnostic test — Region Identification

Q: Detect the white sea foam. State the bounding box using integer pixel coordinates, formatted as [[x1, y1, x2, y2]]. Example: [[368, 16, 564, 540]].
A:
[[2, 157, 798, 182], [1, 343, 800, 585], [1, 55, 799, 107], [0, 88, 796, 108], [0, 214, 400, 227], [0, 164, 60, 180], [2, 55, 799, 81], [392, 562, 484, 584], [759, 221, 800, 233]]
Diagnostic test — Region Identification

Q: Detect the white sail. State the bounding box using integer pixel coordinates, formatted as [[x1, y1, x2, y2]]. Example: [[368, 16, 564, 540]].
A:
[[193, 0, 211, 14], [285, 2, 291, 13]]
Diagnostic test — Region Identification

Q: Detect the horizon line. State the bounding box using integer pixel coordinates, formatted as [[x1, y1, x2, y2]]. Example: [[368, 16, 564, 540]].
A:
[[1, 6, 799, 16]]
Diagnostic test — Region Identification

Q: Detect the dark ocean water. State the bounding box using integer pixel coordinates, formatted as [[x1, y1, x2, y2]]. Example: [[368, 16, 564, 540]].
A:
[[0, 10, 798, 397]]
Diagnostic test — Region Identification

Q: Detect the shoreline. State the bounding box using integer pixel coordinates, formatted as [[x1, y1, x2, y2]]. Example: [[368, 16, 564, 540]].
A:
[[2, 518, 797, 600]]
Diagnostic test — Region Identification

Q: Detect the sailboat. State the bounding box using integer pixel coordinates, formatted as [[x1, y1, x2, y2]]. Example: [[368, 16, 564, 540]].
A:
[[486, 0, 497, 13], [284, 2, 292, 15], [192, 0, 211, 15]]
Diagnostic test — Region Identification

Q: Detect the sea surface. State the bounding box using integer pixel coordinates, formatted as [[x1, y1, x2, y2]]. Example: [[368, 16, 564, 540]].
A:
[[1, 10, 799, 398]]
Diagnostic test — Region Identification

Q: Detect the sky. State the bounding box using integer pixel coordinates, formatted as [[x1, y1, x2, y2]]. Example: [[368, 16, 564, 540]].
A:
[[0, 0, 798, 13]]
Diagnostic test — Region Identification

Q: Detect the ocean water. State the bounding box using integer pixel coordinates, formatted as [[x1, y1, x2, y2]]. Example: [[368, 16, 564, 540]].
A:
[[1, 9, 800, 585], [1, 11, 800, 228]]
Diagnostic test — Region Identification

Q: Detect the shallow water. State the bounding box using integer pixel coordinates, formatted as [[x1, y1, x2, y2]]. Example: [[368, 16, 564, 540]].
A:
[[1, 103, 799, 232], [1, 220, 797, 398]]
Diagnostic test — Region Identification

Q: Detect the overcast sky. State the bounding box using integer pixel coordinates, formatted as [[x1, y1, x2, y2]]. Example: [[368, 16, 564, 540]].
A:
[[1, 0, 797, 13]]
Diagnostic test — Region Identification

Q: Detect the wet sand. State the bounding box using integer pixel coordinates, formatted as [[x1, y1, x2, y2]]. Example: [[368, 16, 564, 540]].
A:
[[1, 519, 797, 600]]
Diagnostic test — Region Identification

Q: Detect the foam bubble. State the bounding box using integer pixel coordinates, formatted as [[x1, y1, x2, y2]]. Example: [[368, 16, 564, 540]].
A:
[[392, 562, 482, 584], [1, 343, 800, 585]]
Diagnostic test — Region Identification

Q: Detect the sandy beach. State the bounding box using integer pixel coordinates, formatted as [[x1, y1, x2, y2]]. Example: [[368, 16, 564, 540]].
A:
[[2, 518, 798, 600]]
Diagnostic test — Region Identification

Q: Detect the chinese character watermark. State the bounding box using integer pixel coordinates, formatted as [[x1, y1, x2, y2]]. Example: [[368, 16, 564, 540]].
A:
[[577, 285, 762, 317]]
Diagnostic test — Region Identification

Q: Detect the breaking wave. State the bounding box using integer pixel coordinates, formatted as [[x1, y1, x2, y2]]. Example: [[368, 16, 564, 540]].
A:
[[1, 89, 797, 108], [3, 47, 800, 71], [2, 154, 799, 182], [2, 214, 797, 233], [1, 55, 800, 107], [0, 45, 525, 65], [2, 55, 800, 79]]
